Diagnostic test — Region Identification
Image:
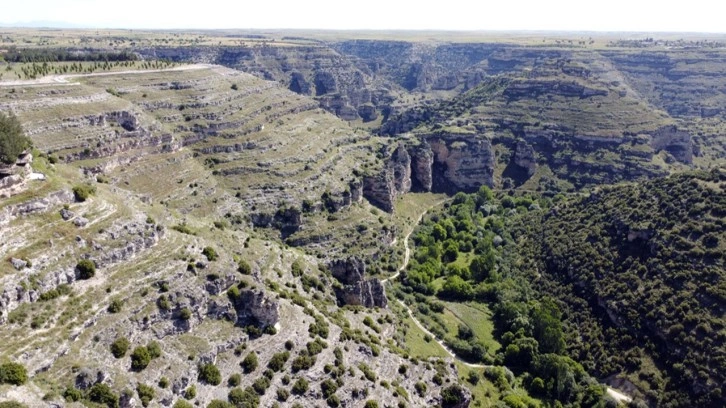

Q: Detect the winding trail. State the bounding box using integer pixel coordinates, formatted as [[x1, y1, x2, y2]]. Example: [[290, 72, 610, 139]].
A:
[[385, 198, 632, 403], [383, 198, 489, 369]]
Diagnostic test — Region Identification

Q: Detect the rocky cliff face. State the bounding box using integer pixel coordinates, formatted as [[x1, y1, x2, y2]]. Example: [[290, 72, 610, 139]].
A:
[[231, 289, 279, 328], [329, 257, 387, 308], [426, 135, 495, 193], [0, 151, 34, 198], [649, 125, 694, 164], [514, 139, 537, 177], [363, 136, 495, 211]]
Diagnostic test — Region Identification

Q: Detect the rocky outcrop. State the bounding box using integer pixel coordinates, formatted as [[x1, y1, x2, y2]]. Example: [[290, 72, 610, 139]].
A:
[[329, 257, 387, 308], [0, 189, 74, 226], [363, 136, 495, 210], [411, 144, 434, 191], [514, 139, 537, 177], [250, 206, 302, 236], [503, 79, 608, 100], [363, 166, 397, 213], [231, 289, 279, 328], [427, 135, 495, 193], [336, 279, 387, 309], [649, 125, 693, 164], [0, 151, 34, 197], [390, 144, 412, 193], [288, 71, 312, 95], [329, 257, 366, 285]]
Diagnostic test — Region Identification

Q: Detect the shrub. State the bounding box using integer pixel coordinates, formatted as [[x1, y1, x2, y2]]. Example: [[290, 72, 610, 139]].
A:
[[171, 224, 195, 235], [228, 387, 258, 407], [0, 402, 28, 408], [292, 377, 309, 395], [72, 184, 96, 202], [199, 363, 222, 385], [159, 377, 170, 388], [358, 363, 376, 382], [306, 339, 327, 356], [238, 260, 252, 275], [207, 400, 233, 408], [108, 298, 123, 313], [415, 382, 427, 397], [291, 353, 316, 372], [147, 341, 162, 359], [76, 259, 96, 279], [231, 83, 238, 90], [137, 383, 155, 407], [179, 308, 192, 320], [228, 373, 241, 387], [131, 346, 151, 371], [63, 387, 83, 402], [364, 401, 380, 408], [440, 384, 467, 407], [321, 379, 338, 398], [241, 352, 259, 373], [252, 376, 271, 395], [38, 284, 72, 301], [326, 394, 341, 407], [291, 260, 303, 277], [184, 385, 196, 399], [88, 383, 119, 408], [110, 336, 130, 358], [277, 388, 290, 401], [173, 400, 194, 408], [202, 246, 218, 261], [267, 351, 290, 372], [0, 362, 28, 385]]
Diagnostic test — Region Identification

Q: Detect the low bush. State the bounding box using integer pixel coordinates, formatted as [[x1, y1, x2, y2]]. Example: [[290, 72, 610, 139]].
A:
[[0, 362, 27, 385], [76, 259, 96, 279], [110, 337, 130, 358]]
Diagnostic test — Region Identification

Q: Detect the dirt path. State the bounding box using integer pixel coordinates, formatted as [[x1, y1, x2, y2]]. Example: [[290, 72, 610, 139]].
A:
[[384, 199, 490, 369], [382, 198, 448, 284], [0, 64, 212, 87], [385, 197, 633, 402]]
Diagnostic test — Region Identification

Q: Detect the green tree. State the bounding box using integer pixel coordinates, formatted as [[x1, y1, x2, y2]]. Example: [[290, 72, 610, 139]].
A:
[[440, 384, 467, 408], [469, 253, 495, 282], [0, 112, 30, 165]]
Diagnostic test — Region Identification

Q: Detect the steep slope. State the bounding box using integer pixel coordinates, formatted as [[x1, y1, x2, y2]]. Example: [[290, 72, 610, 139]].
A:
[[0, 67, 470, 408], [521, 168, 725, 407]]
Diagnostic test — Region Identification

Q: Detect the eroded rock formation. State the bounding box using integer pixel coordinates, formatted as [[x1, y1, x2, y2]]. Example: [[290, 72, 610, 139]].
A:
[[329, 257, 387, 308]]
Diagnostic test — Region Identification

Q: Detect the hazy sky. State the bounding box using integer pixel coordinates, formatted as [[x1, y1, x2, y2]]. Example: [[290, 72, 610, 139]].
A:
[[1, 0, 724, 32]]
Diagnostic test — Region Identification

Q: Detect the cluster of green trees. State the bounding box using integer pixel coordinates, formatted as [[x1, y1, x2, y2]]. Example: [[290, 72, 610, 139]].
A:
[[2, 47, 139, 63], [526, 169, 725, 407], [401, 186, 612, 406]]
